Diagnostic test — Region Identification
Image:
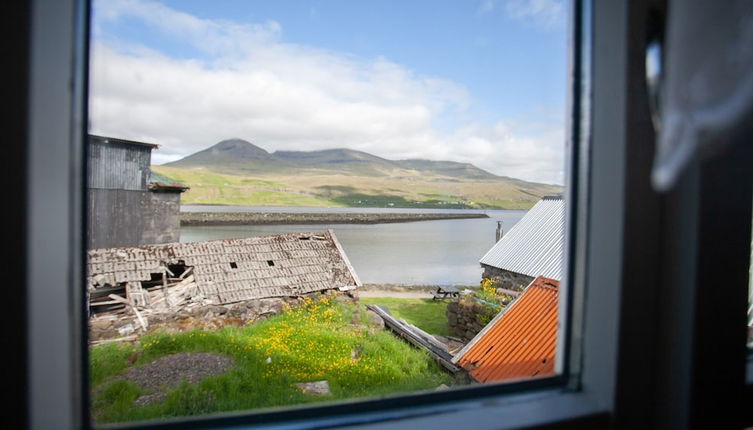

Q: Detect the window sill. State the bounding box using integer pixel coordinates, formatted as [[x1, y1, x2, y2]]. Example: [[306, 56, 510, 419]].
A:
[[121, 385, 607, 430]]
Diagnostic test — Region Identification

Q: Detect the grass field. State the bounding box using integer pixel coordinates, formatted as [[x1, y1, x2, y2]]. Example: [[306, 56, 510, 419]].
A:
[[90, 299, 452, 425], [360, 298, 450, 336], [152, 165, 559, 209]]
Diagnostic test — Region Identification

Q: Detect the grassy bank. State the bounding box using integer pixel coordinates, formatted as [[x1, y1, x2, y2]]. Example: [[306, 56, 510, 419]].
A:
[[360, 298, 450, 336], [90, 298, 452, 425], [152, 165, 555, 210]]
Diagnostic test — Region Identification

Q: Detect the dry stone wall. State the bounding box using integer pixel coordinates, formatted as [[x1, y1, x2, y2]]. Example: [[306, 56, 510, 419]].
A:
[[89, 290, 356, 342], [480, 265, 534, 292], [446, 298, 501, 342]]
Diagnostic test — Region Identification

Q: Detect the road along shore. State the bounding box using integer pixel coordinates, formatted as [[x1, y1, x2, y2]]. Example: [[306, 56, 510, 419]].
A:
[[181, 211, 489, 226]]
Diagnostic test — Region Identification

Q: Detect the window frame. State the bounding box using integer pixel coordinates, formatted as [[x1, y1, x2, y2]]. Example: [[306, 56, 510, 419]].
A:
[[21, 0, 753, 429]]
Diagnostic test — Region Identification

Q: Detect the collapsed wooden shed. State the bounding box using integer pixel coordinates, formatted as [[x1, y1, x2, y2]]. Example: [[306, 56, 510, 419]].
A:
[[87, 230, 361, 338]]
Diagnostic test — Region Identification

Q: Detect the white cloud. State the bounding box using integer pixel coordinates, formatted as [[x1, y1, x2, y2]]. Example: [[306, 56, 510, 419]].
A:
[[90, 0, 565, 184], [504, 0, 566, 29]]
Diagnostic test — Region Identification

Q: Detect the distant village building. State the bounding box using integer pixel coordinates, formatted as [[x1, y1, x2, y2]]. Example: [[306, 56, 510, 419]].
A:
[[453, 276, 559, 383], [479, 196, 564, 291], [87, 230, 361, 340], [88, 135, 188, 249]]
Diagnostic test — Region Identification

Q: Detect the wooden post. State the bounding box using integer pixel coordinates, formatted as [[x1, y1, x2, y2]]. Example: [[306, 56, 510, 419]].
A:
[[161, 269, 170, 311]]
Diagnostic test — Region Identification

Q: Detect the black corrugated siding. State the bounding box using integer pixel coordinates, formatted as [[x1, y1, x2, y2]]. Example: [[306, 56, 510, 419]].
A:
[[88, 137, 151, 190]]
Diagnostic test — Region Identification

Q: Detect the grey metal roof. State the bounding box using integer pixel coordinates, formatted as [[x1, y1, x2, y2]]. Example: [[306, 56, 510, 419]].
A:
[[479, 196, 564, 280]]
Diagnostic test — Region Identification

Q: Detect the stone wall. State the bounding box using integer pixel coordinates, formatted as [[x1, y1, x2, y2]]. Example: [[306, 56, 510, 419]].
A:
[[89, 290, 356, 341], [481, 265, 534, 292], [447, 297, 501, 342]]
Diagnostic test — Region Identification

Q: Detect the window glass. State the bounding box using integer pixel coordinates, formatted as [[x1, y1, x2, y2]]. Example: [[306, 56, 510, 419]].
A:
[[86, 0, 569, 425]]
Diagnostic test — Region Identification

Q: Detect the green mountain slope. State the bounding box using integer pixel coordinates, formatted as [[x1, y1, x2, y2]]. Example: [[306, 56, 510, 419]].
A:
[[159, 139, 563, 209]]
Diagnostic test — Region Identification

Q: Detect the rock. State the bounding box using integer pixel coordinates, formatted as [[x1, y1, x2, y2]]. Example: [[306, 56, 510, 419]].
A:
[[90, 318, 113, 330], [366, 310, 385, 330], [134, 392, 167, 406], [435, 384, 450, 391], [294, 380, 331, 396], [118, 323, 135, 336], [454, 370, 473, 385], [351, 345, 363, 360]]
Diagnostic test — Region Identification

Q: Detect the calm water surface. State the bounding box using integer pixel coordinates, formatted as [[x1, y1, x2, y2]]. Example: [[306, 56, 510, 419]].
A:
[[180, 206, 526, 286]]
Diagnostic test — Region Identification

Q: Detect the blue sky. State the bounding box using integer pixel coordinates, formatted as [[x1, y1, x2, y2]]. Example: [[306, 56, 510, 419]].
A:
[[90, 0, 567, 184]]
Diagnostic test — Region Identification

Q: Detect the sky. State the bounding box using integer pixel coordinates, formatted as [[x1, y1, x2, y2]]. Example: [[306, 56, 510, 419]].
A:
[[89, 0, 568, 184]]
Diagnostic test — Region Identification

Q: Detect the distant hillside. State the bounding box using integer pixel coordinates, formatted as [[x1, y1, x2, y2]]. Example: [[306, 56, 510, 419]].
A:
[[159, 138, 563, 209], [167, 139, 500, 179]]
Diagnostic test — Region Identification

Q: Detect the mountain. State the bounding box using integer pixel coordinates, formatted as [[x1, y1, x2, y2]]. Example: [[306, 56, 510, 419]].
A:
[[175, 138, 271, 163], [395, 159, 497, 180], [166, 138, 289, 173], [159, 138, 563, 209], [167, 139, 502, 179]]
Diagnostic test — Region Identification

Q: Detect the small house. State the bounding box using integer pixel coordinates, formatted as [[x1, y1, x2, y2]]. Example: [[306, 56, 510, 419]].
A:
[[453, 276, 559, 383], [479, 196, 564, 291], [88, 134, 188, 249]]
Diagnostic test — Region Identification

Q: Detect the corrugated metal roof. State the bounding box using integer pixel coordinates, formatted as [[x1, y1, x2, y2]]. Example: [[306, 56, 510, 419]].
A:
[[479, 196, 564, 280], [453, 276, 559, 383], [87, 230, 360, 304], [90, 134, 159, 148]]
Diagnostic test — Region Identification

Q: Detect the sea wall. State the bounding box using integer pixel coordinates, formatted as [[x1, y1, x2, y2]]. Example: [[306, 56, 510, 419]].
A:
[[181, 211, 488, 226], [447, 298, 500, 342]]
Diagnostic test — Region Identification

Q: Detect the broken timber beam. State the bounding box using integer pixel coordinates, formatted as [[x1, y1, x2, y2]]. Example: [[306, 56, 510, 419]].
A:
[[366, 304, 460, 373]]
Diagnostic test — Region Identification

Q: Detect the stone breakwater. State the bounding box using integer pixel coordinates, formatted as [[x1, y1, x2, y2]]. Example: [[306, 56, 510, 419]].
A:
[[181, 211, 489, 226]]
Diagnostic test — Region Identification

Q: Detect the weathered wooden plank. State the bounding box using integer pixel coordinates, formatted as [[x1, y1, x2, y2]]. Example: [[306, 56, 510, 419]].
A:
[[89, 335, 138, 345], [366, 305, 460, 373]]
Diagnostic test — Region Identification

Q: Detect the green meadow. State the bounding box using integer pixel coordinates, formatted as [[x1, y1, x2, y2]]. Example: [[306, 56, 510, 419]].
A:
[[152, 165, 558, 209], [90, 298, 452, 425]]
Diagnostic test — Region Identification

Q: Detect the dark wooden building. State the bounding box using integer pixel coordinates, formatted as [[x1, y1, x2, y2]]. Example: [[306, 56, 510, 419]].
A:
[[88, 135, 187, 249]]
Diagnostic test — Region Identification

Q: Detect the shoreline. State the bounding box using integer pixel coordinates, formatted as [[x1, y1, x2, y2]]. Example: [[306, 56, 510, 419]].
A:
[[357, 283, 478, 298], [181, 211, 489, 226]]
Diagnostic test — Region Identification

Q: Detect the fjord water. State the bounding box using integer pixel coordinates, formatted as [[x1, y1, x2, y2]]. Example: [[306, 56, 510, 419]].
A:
[[180, 206, 526, 286]]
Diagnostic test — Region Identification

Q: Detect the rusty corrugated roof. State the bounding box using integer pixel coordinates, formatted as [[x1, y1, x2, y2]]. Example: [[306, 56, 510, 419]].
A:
[[87, 230, 360, 304], [453, 276, 559, 383]]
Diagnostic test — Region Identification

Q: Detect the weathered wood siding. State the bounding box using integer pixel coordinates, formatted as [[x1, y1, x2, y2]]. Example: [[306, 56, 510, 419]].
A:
[[88, 137, 151, 191]]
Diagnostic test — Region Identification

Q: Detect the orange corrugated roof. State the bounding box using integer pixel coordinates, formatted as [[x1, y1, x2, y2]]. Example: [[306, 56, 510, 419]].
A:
[[454, 276, 559, 383]]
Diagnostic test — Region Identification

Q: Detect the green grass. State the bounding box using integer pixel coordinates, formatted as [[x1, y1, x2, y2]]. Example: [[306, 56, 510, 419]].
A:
[[151, 165, 561, 209], [360, 298, 450, 336], [90, 298, 452, 425]]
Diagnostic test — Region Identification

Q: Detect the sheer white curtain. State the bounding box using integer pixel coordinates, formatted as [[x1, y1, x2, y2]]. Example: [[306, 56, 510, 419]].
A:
[[652, 0, 753, 190]]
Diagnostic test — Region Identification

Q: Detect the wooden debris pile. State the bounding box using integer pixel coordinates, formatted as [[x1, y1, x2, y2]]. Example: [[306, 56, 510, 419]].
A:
[[87, 231, 363, 343], [88, 265, 209, 342]]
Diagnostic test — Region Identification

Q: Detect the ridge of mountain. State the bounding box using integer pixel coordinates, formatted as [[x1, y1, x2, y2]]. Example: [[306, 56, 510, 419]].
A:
[[166, 139, 504, 180]]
